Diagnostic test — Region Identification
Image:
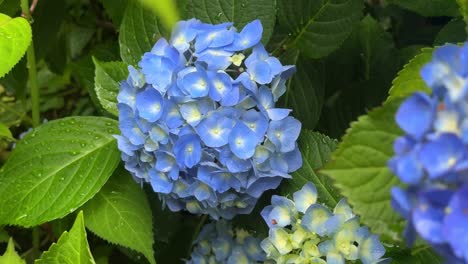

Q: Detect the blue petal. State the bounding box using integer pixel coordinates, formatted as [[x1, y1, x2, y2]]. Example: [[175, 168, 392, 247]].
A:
[[196, 113, 234, 147], [212, 237, 232, 261], [198, 166, 240, 193], [208, 71, 233, 101], [393, 136, 415, 155], [162, 100, 184, 128], [358, 234, 386, 264], [443, 186, 468, 261], [388, 153, 424, 184], [395, 92, 435, 139], [196, 49, 234, 70], [267, 116, 301, 152], [418, 133, 465, 179], [118, 104, 146, 145], [293, 182, 318, 213], [390, 187, 412, 219], [155, 151, 176, 172], [128, 65, 145, 88], [174, 134, 202, 168], [226, 19, 263, 51], [412, 197, 445, 244], [170, 19, 199, 52], [180, 102, 203, 126], [248, 60, 272, 84], [246, 177, 283, 198], [228, 122, 259, 159], [115, 135, 138, 156], [244, 236, 266, 261], [220, 85, 240, 106], [266, 108, 291, 121], [241, 109, 268, 141], [180, 70, 210, 98], [135, 87, 164, 122], [149, 169, 173, 194], [327, 252, 345, 264], [139, 53, 176, 92], [302, 204, 339, 236], [118, 81, 136, 109]]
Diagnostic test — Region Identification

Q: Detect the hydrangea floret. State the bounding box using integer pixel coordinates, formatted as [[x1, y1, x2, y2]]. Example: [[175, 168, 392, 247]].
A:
[[187, 219, 266, 264], [115, 18, 302, 219], [260, 182, 387, 264], [388, 43, 468, 263]]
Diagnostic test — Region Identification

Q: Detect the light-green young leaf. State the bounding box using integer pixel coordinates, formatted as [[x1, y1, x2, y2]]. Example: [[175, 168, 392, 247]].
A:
[[281, 130, 339, 208], [387, 48, 433, 100], [138, 0, 179, 32], [36, 212, 95, 264], [0, 13, 32, 78], [278, 0, 363, 59], [458, 0, 468, 34], [321, 99, 404, 243], [93, 58, 128, 116], [0, 238, 25, 264], [119, 0, 167, 66], [82, 167, 155, 264], [188, 0, 277, 44], [0, 123, 12, 141], [0, 117, 121, 227]]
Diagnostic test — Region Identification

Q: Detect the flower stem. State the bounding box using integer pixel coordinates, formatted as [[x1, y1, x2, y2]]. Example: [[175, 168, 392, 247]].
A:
[[20, 0, 40, 128]]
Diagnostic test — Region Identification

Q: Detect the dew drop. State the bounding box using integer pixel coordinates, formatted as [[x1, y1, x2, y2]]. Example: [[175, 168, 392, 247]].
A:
[[80, 143, 87, 148]]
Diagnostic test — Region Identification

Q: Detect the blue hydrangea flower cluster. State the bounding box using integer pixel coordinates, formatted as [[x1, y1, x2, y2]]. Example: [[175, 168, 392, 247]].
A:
[[260, 182, 387, 264], [388, 43, 468, 263], [187, 219, 266, 264], [116, 18, 302, 219]]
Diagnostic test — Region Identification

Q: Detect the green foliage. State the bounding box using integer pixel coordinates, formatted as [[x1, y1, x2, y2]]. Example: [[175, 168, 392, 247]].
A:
[[322, 99, 404, 243], [138, 0, 180, 31], [119, 0, 167, 66], [0, 123, 12, 141], [93, 59, 128, 116], [0, 238, 25, 264], [0, 117, 120, 227], [390, 246, 443, 263], [281, 130, 339, 208], [82, 167, 155, 264], [188, 0, 277, 44], [100, 0, 129, 25], [0, 14, 31, 78], [434, 18, 467, 45], [458, 0, 468, 34], [281, 49, 324, 130], [388, 48, 432, 100], [35, 212, 95, 264], [278, 0, 363, 59], [387, 0, 460, 17]]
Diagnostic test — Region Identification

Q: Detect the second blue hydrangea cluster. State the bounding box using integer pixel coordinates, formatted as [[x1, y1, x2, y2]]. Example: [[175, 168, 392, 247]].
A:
[[187, 220, 266, 264], [260, 182, 387, 264], [116, 19, 302, 219], [389, 43, 468, 263]]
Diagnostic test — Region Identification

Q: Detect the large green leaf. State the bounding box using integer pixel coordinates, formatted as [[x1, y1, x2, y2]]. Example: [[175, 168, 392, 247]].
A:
[[82, 167, 155, 264], [281, 49, 324, 130], [0, 14, 31, 78], [390, 245, 443, 264], [458, 0, 468, 34], [434, 18, 467, 45], [321, 99, 404, 243], [36, 212, 95, 264], [0, 238, 25, 264], [387, 0, 459, 17], [278, 0, 363, 59], [0, 117, 121, 227], [119, 0, 167, 66], [93, 59, 128, 116], [387, 48, 433, 100], [281, 130, 339, 208], [188, 0, 277, 44], [100, 0, 129, 25]]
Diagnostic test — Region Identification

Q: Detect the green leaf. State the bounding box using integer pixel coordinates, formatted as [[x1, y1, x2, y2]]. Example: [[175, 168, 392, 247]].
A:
[[0, 123, 12, 140], [0, 0, 20, 17], [278, 0, 363, 59], [82, 167, 155, 264], [36, 212, 95, 264], [0, 117, 121, 227], [282, 49, 324, 130], [188, 0, 277, 44], [321, 99, 404, 243], [390, 245, 443, 264], [387, 0, 459, 17], [138, 0, 180, 31], [93, 59, 128, 116], [281, 130, 339, 208], [0, 238, 25, 264], [100, 0, 129, 26], [387, 48, 433, 100], [434, 18, 467, 45], [0, 228, 8, 243], [457, 0, 468, 34], [119, 0, 167, 66], [0, 14, 32, 78]]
